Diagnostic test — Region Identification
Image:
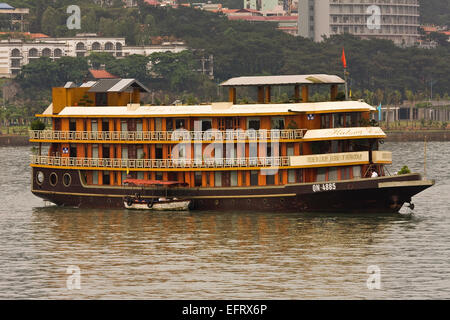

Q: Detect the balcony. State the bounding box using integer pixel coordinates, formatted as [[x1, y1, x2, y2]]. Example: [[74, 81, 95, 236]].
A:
[[29, 129, 306, 142], [30, 155, 290, 170]]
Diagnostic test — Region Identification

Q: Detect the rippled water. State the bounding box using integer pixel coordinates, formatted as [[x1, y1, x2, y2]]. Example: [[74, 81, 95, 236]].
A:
[[0, 142, 449, 299]]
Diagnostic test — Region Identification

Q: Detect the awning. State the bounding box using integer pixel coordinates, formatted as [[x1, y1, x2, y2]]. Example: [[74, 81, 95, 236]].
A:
[[88, 78, 150, 93], [123, 179, 187, 187], [303, 127, 386, 141], [220, 74, 345, 87]]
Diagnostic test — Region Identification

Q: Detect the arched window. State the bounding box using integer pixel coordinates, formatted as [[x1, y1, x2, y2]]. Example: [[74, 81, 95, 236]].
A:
[[76, 42, 86, 51], [116, 42, 122, 51], [105, 42, 114, 51], [92, 42, 101, 50], [54, 48, 63, 57], [11, 49, 21, 57], [29, 48, 38, 57], [42, 48, 51, 57]]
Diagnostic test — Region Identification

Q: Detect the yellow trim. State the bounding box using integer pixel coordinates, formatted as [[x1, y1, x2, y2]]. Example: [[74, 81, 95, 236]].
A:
[[30, 139, 303, 144], [30, 161, 369, 171], [36, 112, 302, 118]]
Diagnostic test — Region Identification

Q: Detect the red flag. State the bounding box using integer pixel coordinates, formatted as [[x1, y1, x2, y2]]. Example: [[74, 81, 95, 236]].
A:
[[341, 47, 347, 69]]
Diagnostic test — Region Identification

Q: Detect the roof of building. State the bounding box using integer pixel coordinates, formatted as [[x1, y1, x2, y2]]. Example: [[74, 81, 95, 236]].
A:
[[0, 3, 14, 9], [87, 78, 150, 93], [88, 69, 118, 79], [55, 101, 375, 117], [220, 74, 345, 87]]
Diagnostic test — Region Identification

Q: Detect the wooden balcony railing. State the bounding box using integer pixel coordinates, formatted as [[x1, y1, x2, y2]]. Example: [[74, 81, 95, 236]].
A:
[[29, 129, 305, 142], [31, 155, 291, 169]]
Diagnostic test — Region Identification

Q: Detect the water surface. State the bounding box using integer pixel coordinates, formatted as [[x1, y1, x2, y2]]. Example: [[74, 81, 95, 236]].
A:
[[0, 142, 448, 299]]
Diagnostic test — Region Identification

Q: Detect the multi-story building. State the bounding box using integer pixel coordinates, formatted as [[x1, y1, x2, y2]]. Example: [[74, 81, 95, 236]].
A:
[[0, 33, 187, 78], [298, 0, 420, 46], [0, 3, 29, 32]]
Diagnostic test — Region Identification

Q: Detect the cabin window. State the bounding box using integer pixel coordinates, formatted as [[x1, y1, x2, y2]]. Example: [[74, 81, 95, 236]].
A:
[[168, 172, 178, 181], [341, 167, 351, 180], [121, 120, 128, 132], [214, 172, 222, 187], [230, 171, 238, 187], [166, 119, 173, 131], [247, 118, 260, 130], [287, 144, 294, 156], [92, 145, 99, 158], [250, 170, 258, 186], [345, 114, 352, 127], [195, 172, 202, 187], [70, 144, 77, 158], [121, 171, 127, 183], [122, 146, 128, 159], [222, 172, 230, 187], [271, 117, 285, 130], [352, 166, 361, 179], [288, 169, 296, 183], [351, 113, 361, 127], [93, 171, 99, 184], [69, 119, 76, 131], [328, 168, 338, 181], [156, 172, 163, 180], [266, 173, 275, 185], [321, 114, 332, 129], [137, 171, 144, 180], [201, 119, 212, 131], [317, 168, 326, 182], [95, 92, 108, 106], [103, 171, 110, 185], [102, 145, 110, 158], [175, 119, 185, 129], [296, 169, 303, 183], [155, 118, 162, 131], [136, 120, 143, 131], [102, 120, 109, 132], [137, 146, 144, 159], [155, 144, 163, 159]]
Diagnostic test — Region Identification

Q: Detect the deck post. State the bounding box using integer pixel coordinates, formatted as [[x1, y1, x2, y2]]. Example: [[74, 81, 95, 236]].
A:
[[330, 84, 338, 101], [302, 85, 309, 102], [257, 86, 265, 103], [228, 87, 236, 104], [265, 86, 271, 103], [294, 85, 300, 102]]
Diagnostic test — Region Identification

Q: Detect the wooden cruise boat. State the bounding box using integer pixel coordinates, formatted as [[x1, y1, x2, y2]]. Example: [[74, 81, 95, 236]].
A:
[[30, 75, 434, 213]]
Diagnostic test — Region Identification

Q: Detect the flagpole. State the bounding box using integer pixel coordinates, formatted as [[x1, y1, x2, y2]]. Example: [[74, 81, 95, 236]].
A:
[[344, 67, 348, 101]]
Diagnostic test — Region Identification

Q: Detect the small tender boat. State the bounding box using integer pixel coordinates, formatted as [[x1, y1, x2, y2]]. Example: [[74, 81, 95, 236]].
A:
[[123, 179, 190, 211], [124, 196, 191, 211]]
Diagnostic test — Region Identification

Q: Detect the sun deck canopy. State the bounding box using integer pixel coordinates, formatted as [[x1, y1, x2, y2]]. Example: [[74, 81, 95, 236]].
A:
[[220, 74, 345, 87], [87, 78, 150, 93]]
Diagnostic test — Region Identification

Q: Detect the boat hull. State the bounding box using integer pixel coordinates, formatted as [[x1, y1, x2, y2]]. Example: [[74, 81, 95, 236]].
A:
[[31, 168, 434, 213]]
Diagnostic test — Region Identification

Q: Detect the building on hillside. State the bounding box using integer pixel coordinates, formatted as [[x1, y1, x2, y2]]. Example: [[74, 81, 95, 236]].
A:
[[227, 14, 299, 35], [123, 42, 187, 57], [0, 2, 29, 32], [0, 33, 187, 78], [298, 0, 420, 47], [87, 69, 119, 80]]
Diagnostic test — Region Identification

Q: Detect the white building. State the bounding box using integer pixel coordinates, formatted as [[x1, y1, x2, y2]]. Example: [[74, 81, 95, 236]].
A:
[[298, 0, 420, 46], [0, 34, 187, 78]]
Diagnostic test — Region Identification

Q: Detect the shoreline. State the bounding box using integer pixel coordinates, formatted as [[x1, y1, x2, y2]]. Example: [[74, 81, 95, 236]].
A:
[[1, 130, 450, 146]]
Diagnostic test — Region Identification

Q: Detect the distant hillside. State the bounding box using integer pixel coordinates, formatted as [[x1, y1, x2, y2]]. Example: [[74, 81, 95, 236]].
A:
[[419, 0, 450, 26]]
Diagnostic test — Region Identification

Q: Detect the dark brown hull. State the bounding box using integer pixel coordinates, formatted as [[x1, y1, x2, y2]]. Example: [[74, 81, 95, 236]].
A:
[[31, 168, 434, 213]]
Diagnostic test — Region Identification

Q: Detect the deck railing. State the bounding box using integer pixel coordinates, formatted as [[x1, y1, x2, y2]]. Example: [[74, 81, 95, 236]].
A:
[[31, 155, 291, 169], [29, 129, 305, 142]]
